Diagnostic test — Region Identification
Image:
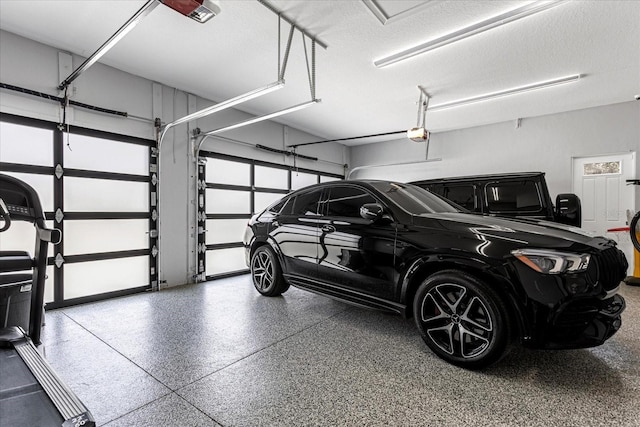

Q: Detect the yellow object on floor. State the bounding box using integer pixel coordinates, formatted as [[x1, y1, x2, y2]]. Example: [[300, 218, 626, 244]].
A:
[[627, 232, 640, 285]]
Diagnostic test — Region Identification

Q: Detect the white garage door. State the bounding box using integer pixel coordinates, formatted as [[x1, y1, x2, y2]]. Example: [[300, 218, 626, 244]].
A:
[[0, 114, 156, 308], [198, 151, 343, 279]]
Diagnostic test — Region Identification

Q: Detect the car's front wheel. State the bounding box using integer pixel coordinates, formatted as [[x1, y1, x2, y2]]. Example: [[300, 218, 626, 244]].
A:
[[413, 270, 511, 369], [250, 245, 289, 297]]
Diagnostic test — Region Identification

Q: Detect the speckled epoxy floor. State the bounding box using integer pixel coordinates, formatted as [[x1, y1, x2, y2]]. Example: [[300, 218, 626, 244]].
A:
[[42, 276, 640, 426]]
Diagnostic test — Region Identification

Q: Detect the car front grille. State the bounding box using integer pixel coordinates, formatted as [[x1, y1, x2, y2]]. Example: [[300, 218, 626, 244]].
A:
[[595, 247, 627, 290]]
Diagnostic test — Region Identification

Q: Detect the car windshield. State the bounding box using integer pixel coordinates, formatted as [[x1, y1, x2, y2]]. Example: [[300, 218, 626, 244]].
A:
[[369, 181, 460, 215]]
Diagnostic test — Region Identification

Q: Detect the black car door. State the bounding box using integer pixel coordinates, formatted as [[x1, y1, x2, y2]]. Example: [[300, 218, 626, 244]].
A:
[[315, 184, 397, 301], [269, 188, 323, 279]]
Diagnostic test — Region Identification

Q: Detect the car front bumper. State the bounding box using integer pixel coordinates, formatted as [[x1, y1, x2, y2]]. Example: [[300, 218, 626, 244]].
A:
[[525, 293, 625, 349]]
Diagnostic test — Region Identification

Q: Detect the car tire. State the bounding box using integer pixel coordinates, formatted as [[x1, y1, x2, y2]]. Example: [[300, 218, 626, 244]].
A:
[[413, 270, 511, 369], [251, 245, 289, 297]]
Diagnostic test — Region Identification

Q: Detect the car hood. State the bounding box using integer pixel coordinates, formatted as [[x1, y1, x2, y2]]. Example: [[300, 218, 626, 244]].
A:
[[413, 212, 611, 250]]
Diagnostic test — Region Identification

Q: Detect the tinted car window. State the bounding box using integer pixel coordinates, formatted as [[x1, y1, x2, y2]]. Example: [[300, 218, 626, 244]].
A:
[[278, 196, 295, 215], [326, 186, 377, 218], [258, 197, 286, 221], [369, 182, 459, 215], [267, 198, 288, 214], [290, 189, 323, 216], [426, 184, 445, 197], [485, 180, 542, 213], [441, 185, 476, 211]]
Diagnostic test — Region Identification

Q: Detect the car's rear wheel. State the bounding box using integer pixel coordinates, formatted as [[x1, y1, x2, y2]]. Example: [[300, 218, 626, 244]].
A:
[[251, 245, 289, 296], [413, 270, 511, 369]]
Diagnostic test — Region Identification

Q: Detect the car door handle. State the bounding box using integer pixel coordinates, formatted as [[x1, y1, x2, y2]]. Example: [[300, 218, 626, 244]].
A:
[[321, 224, 336, 233]]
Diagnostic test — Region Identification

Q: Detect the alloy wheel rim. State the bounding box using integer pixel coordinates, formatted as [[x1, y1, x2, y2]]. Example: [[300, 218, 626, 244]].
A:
[[252, 251, 274, 290], [420, 283, 494, 359]]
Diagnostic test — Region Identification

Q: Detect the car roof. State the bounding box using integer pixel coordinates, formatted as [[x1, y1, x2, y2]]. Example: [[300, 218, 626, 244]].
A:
[[410, 172, 545, 185], [285, 179, 409, 197]]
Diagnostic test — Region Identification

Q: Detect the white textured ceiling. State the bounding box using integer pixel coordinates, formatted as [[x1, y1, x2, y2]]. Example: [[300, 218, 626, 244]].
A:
[[0, 0, 639, 145]]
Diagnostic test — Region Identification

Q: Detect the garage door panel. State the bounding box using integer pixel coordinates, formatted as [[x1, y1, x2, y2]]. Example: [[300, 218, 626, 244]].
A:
[[206, 189, 250, 214], [206, 219, 248, 245], [255, 166, 288, 189], [64, 219, 149, 255], [0, 122, 53, 167], [64, 256, 149, 300], [205, 158, 250, 186], [64, 133, 148, 175], [206, 248, 246, 276], [64, 177, 148, 212]]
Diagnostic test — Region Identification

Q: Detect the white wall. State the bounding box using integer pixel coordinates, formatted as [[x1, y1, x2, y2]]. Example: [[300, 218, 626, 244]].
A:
[[0, 30, 348, 288], [349, 101, 640, 211]]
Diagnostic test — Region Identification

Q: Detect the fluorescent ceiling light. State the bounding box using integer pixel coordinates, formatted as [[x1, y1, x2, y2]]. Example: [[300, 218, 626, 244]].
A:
[[428, 74, 581, 111], [165, 80, 285, 129], [204, 100, 320, 136], [374, 0, 568, 68]]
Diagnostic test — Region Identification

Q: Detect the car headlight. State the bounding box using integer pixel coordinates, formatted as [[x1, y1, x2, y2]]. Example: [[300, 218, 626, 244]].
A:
[[511, 249, 590, 274]]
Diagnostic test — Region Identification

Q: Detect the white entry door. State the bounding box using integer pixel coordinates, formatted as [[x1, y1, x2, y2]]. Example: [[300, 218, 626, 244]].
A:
[[573, 152, 636, 276], [573, 153, 635, 235]]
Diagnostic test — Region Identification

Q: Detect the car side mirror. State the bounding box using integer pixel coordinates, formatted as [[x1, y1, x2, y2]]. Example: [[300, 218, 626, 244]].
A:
[[555, 193, 581, 227], [360, 203, 384, 222]]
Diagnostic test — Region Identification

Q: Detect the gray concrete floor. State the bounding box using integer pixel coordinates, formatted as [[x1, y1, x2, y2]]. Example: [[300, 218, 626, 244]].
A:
[[42, 275, 640, 426]]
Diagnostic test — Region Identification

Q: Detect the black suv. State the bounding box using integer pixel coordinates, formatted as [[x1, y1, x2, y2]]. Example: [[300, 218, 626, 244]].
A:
[[243, 180, 627, 368], [411, 172, 582, 227]]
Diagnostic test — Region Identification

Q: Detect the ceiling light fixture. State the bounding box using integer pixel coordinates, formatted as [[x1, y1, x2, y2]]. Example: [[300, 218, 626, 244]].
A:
[[428, 74, 581, 111], [374, 0, 568, 68], [204, 99, 320, 136]]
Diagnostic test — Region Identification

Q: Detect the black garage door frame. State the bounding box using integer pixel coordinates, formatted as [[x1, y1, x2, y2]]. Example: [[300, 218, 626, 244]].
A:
[[198, 150, 344, 281], [0, 112, 156, 309]]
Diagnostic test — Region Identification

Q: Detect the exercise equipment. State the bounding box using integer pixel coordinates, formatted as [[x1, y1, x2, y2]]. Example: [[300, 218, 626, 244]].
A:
[[0, 173, 95, 427]]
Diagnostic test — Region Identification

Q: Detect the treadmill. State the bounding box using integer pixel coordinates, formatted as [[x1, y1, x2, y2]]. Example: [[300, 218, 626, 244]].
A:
[[0, 173, 95, 427]]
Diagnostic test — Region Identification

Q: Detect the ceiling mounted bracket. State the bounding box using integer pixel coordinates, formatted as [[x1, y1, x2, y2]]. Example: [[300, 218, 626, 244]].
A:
[[277, 16, 317, 98], [259, 0, 328, 50], [279, 23, 296, 80], [302, 34, 316, 100], [416, 85, 430, 128], [194, 2, 327, 142]]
